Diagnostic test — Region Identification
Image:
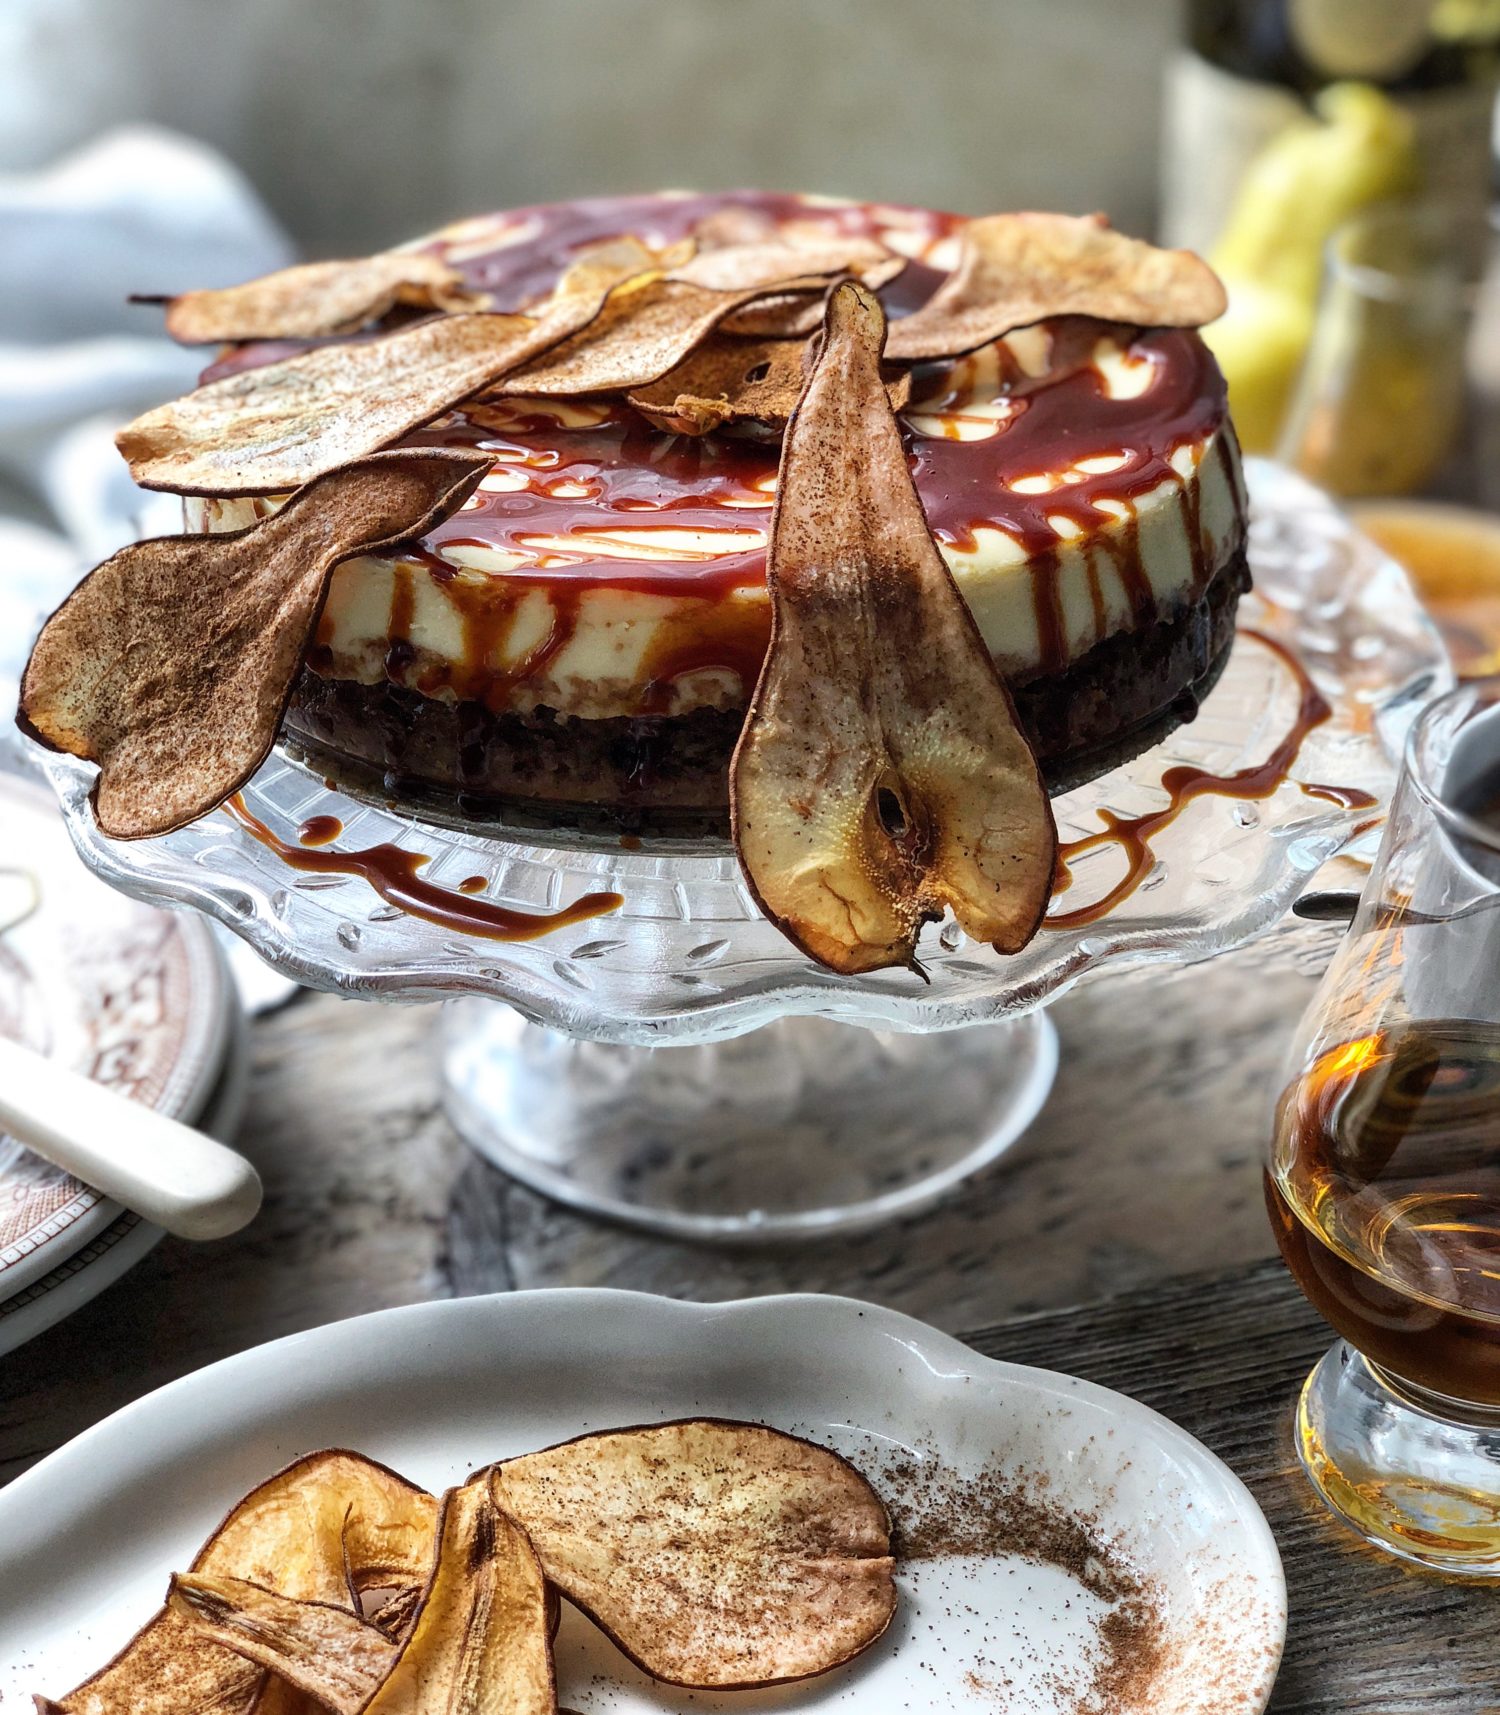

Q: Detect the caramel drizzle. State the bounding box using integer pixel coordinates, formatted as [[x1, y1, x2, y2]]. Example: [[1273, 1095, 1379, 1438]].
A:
[[1301, 783, 1379, 810], [239, 194, 1230, 708], [1045, 630, 1356, 931], [297, 814, 343, 847], [226, 797, 622, 942]]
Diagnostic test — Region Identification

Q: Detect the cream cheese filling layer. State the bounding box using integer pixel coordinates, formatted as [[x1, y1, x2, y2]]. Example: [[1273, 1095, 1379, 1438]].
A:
[[191, 333, 1244, 722]]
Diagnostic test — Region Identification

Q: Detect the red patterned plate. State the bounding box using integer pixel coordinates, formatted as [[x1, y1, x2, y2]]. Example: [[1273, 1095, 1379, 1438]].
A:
[[0, 773, 234, 1300]]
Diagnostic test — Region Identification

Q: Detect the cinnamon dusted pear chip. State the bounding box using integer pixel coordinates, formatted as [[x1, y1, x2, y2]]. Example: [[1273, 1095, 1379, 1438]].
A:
[[690, 210, 908, 337], [497, 275, 813, 398], [670, 235, 902, 295], [118, 314, 538, 494], [39, 1451, 436, 1715], [154, 253, 486, 344], [679, 246, 907, 340], [731, 281, 1057, 974], [117, 238, 654, 495], [172, 1484, 555, 1715], [885, 211, 1227, 362], [168, 1576, 397, 1715], [720, 294, 837, 339], [490, 1418, 895, 1689], [364, 1480, 556, 1715], [20, 449, 490, 840], [719, 249, 907, 339], [500, 235, 904, 399], [628, 333, 911, 435]]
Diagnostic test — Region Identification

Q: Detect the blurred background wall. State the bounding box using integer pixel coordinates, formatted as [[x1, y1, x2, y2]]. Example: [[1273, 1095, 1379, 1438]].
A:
[[0, 0, 1175, 252]]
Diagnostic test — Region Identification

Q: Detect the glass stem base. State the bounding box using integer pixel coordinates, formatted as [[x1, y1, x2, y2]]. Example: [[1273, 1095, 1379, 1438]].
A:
[[1296, 1340, 1500, 1575], [439, 1005, 1058, 1242]]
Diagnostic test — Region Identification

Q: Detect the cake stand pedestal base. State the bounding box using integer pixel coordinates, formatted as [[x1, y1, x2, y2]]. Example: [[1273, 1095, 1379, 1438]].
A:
[[439, 1006, 1057, 1241]]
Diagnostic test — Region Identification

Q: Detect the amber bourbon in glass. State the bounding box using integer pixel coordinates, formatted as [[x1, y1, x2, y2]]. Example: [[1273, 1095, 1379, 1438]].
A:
[[1268, 1018, 1500, 1409], [1267, 680, 1500, 1572]]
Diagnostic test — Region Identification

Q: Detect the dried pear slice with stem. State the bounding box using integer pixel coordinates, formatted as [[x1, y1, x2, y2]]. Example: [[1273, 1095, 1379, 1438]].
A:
[[150, 253, 486, 344], [165, 1480, 555, 1715], [731, 280, 1057, 974], [490, 1418, 895, 1689], [499, 234, 904, 399], [168, 1575, 397, 1715], [117, 238, 658, 495]]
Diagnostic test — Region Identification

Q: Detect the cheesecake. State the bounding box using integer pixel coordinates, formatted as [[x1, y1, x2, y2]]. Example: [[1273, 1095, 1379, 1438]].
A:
[[190, 192, 1247, 826]]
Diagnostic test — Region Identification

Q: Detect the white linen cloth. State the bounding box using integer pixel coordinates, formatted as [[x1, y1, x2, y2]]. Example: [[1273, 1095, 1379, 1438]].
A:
[[0, 127, 305, 1011], [0, 125, 292, 700]]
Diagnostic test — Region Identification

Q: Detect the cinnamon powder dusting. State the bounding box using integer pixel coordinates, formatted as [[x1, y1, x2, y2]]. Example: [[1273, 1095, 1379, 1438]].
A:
[[877, 1449, 1169, 1714]]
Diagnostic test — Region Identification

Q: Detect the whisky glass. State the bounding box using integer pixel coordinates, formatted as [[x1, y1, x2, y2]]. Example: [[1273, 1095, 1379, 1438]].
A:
[[1267, 678, 1500, 1572], [1278, 202, 1491, 500]]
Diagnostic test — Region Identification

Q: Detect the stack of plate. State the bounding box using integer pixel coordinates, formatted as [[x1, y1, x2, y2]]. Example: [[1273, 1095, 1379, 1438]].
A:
[[0, 770, 248, 1356]]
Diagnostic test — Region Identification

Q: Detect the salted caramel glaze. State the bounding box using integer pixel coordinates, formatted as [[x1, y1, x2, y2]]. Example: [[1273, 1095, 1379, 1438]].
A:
[[190, 192, 1247, 729]]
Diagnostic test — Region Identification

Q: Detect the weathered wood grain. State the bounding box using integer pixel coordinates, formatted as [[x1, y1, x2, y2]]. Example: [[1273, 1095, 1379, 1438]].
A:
[[0, 947, 1324, 1484], [10, 938, 1493, 1710]]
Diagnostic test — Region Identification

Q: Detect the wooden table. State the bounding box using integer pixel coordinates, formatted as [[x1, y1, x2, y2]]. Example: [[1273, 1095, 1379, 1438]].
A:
[[3, 937, 1496, 1712]]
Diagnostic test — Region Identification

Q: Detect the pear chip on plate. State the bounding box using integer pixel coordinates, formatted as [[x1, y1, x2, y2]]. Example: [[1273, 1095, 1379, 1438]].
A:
[[491, 1417, 896, 1688], [36, 1448, 437, 1715], [35, 1420, 896, 1712]]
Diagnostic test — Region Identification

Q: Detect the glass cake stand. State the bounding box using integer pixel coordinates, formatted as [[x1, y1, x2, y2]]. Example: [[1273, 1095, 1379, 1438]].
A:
[[29, 462, 1449, 1239]]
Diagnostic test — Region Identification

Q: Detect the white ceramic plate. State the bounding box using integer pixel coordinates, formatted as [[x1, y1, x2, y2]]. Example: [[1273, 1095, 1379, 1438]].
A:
[[0, 1292, 1284, 1714]]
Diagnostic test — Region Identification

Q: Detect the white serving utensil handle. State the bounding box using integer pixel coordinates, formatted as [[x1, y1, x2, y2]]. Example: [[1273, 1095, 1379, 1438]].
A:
[[0, 1035, 261, 1240]]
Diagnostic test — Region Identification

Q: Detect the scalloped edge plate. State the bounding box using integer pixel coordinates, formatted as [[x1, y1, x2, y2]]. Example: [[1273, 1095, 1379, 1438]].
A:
[[0, 1290, 1284, 1714]]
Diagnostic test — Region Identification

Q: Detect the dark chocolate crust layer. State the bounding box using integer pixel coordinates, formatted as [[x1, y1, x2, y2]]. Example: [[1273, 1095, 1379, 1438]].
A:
[[282, 547, 1250, 829]]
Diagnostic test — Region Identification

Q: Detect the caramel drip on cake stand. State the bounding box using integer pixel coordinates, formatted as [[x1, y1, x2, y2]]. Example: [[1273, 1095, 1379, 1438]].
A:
[[1045, 630, 1365, 931], [225, 797, 622, 942], [1301, 782, 1379, 810], [297, 814, 343, 847]]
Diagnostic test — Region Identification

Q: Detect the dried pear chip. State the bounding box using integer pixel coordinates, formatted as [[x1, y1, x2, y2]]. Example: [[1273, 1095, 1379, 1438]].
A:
[[491, 1418, 895, 1689], [169, 1575, 397, 1715], [118, 314, 541, 494], [719, 250, 907, 339], [499, 234, 903, 399], [20, 449, 490, 839], [171, 1483, 557, 1715], [690, 211, 907, 336], [628, 333, 911, 435], [38, 1451, 436, 1715], [669, 236, 900, 295], [117, 239, 653, 495], [885, 211, 1227, 362], [364, 1479, 556, 1715], [731, 281, 1056, 973], [153, 253, 485, 344], [496, 274, 822, 398]]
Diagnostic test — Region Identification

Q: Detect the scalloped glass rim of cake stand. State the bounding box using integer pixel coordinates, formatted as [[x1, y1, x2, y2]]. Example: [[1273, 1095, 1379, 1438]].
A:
[[28, 460, 1451, 1240], [34, 460, 1449, 1044]]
